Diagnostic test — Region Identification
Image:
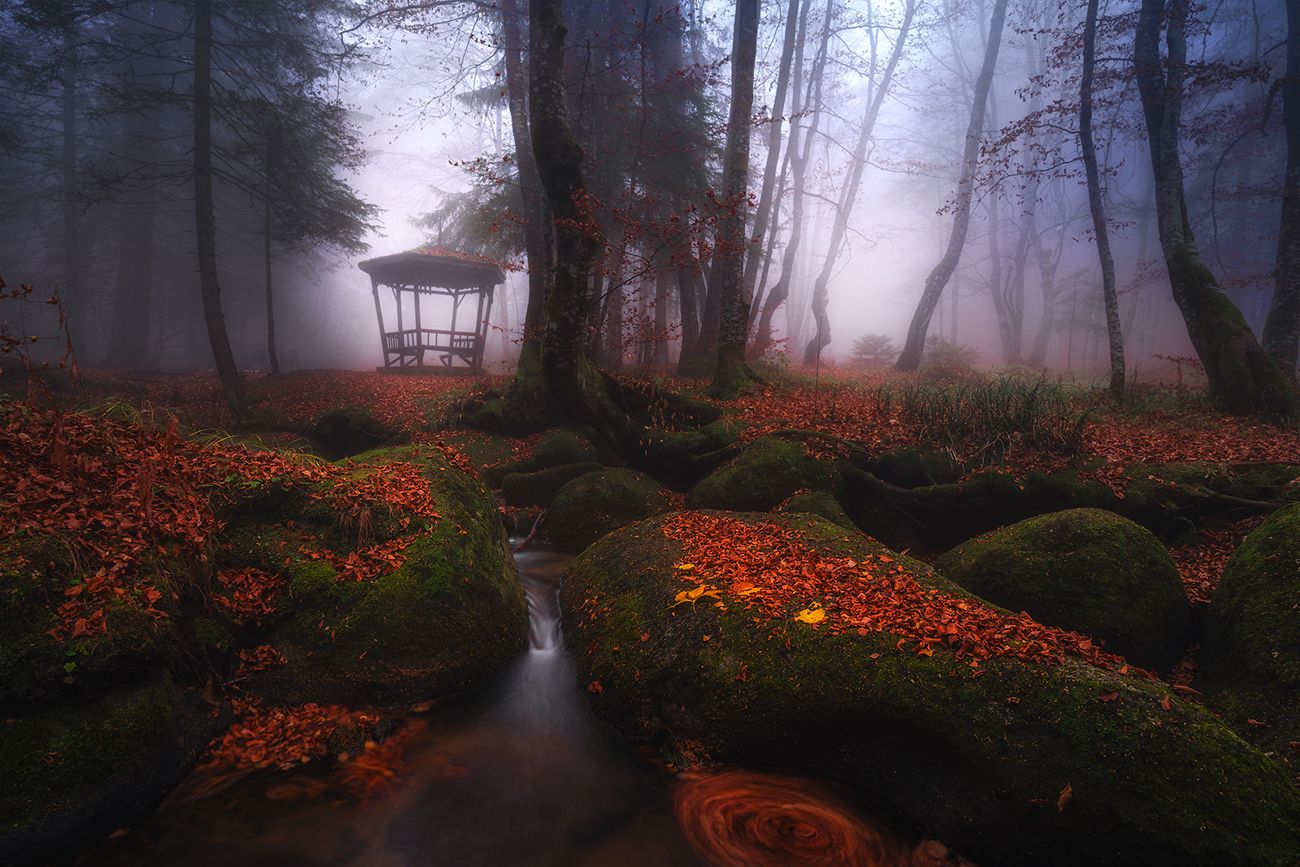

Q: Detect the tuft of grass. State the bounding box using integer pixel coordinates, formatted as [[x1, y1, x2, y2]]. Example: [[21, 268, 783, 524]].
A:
[[873, 373, 1093, 463]]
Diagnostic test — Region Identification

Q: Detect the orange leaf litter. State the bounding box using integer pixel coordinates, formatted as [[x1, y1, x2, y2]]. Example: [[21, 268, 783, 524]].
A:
[[660, 512, 1143, 674]]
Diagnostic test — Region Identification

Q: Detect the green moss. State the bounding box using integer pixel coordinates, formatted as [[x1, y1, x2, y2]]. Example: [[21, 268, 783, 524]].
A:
[[779, 490, 856, 530], [258, 445, 528, 705], [561, 512, 1300, 867], [0, 673, 211, 862], [1201, 504, 1300, 768], [935, 509, 1189, 670], [501, 461, 604, 507], [547, 469, 674, 552], [309, 405, 399, 459], [686, 434, 839, 512]]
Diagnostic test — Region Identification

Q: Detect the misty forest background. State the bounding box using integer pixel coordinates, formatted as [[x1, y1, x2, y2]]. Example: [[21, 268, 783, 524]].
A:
[[1, 0, 1299, 409]]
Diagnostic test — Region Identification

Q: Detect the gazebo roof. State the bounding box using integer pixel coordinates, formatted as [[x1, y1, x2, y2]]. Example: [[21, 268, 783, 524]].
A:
[[358, 245, 506, 290]]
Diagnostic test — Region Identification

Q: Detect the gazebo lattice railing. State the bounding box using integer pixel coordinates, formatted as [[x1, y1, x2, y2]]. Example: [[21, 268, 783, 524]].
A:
[[358, 246, 506, 372]]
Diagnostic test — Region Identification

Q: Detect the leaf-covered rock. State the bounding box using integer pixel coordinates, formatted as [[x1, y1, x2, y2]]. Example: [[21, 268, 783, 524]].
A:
[[935, 508, 1188, 670], [1200, 503, 1300, 771], [561, 512, 1300, 867], [546, 469, 674, 552]]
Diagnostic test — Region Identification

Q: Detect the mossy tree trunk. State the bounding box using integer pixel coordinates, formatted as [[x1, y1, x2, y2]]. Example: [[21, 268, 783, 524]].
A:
[[895, 0, 1006, 372], [1265, 0, 1300, 379], [1134, 0, 1296, 418], [709, 0, 761, 399], [501, 0, 553, 375]]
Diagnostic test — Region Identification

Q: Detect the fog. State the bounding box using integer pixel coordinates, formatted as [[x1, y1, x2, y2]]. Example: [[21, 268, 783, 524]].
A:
[[0, 0, 1290, 383]]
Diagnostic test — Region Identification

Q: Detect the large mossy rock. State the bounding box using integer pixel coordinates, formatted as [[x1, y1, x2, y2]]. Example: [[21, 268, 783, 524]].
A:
[[0, 674, 217, 865], [1200, 504, 1300, 768], [686, 434, 838, 512], [250, 445, 528, 705], [778, 489, 856, 530], [546, 469, 674, 552], [935, 509, 1188, 670], [501, 461, 604, 507], [309, 405, 399, 459], [561, 512, 1300, 867]]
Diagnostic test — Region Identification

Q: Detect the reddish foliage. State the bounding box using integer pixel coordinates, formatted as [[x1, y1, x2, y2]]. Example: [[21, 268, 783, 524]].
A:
[[661, 512, 1143, 674], [216, 567, 285, 623], [204, 698, 379, 771], [1167, 518, 1263, 606]]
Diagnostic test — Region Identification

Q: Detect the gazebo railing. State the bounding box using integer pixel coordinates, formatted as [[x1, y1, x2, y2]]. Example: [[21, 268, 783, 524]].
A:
[[383, 328, 481, 354]]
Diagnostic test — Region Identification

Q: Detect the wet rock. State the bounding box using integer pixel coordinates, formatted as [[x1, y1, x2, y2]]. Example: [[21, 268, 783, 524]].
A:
[[546, 469, 674, 552], [1200, 503, 1300, 771], [561, 512, 1300, 867]]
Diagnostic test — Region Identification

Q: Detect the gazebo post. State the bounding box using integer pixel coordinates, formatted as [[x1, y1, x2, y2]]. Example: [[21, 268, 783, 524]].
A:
[[472, 283, 490, 373], [394, 286, 406, 367], [370, 276, 391, 368], [413, 285, 424, 367]]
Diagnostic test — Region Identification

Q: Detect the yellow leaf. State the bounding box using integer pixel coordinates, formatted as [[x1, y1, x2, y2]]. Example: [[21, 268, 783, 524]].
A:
[[676, 563, 695, 571], [794, 602, 826, 624]]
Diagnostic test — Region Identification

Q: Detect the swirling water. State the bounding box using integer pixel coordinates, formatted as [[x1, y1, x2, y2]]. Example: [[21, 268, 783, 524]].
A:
[[76, 545, 935, 867]]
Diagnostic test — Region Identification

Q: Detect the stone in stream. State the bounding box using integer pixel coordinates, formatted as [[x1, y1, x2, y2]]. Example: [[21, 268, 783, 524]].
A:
[[1200, 503, 1300, 773], [546, 469, 675, 552], [560, 511, 1300, 867], [934, 508, 1189, 671]]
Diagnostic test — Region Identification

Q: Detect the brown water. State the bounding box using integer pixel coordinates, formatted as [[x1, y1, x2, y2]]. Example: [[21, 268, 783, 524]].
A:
[[75, 546, 931, 867]]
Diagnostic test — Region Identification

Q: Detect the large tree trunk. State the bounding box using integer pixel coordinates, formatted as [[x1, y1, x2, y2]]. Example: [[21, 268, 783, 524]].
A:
[[1134, 0, 1295, 417], [804, 0, 917, 366], [1081, 0, 1124, 397], [193, 0, 245, 414], [739, 0, 802, 305], [529, 0, 605, 417], [895, 0, 1007, 372], [1265, 0, 1300, 378], [502, 0, 553, 377], [264, 125, 281, 375], [61, 27, 83, 358], [710, 0, 762, 398]]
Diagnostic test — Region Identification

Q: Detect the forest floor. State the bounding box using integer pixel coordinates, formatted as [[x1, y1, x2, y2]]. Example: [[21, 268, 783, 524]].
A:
[[52, 363, 1300, 609]]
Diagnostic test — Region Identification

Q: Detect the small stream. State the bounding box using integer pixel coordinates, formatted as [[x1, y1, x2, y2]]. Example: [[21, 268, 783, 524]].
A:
[[76, 546, 925, 867]]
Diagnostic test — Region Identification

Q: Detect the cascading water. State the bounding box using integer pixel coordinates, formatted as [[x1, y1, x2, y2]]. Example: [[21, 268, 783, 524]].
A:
[[76, 543, 930, 867]]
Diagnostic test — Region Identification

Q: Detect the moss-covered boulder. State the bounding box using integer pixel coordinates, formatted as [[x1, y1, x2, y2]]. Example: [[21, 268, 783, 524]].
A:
[[250, 445, 528, 705], [546, 469, 674, 552], [686, 434, 838, 512], [501, 461, 604, 507], [778, 489, 856, 530], [561, 512, 1300, 867], [935, 509, 1188, 670], [1200, 504, 1300, 768], [0, 674, 218, 865], [309, 406, 399, 459]]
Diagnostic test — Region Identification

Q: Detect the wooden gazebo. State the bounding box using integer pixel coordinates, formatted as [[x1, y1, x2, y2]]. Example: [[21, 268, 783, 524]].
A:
[[358, 246, 505, 372]]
